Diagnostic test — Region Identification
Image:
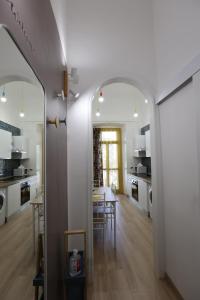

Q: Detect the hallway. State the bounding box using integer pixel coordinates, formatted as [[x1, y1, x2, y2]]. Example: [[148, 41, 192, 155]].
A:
[[88, 195, 182, 300]]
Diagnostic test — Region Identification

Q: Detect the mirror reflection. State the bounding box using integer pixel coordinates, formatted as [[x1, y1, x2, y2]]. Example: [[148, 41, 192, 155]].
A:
[[0, 27, 45, 300]]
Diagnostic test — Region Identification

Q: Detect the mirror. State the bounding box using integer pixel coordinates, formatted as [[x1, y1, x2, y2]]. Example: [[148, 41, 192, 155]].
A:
[[0, 26, 45, 300]]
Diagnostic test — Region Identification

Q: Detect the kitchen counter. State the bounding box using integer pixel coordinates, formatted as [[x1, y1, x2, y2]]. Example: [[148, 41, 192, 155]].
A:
[[0, 175, 37, 188], [130, 173, 152, 184]]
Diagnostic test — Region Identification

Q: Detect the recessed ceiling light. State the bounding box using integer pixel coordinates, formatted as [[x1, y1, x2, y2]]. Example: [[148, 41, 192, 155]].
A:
[[1, 90, 7, 103], [69, 89, 80, 99], [98, 91, 104, 103], [19, 111, 25, 118], [75, 92, 80, 99], [96, 110, 101, 117], [145, 99, 148, 104], [133, 112, 139, 118]]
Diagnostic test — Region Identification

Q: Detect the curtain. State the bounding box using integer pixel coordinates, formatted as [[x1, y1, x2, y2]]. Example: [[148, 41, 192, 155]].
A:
[[93, 128, 103, 186]]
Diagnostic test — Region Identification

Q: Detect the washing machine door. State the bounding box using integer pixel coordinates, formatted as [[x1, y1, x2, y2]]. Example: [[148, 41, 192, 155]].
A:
[[0, 192, 6, 225], [0, 192, 5, 210], [149, 188, 152, 205]]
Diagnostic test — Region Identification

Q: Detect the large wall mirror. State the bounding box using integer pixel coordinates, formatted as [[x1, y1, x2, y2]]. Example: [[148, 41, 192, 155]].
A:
[[0, 26, 45, 300]]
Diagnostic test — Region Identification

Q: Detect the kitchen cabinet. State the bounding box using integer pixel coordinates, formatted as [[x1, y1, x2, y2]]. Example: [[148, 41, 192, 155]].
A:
[[0, 129, 12, 159], [134, 135, 146, 157], [127, 174, 133, 197], [138, 179, 148, 212], [145, 130, 151, 157], [7, 183, 21, 217], [135, 135, 145, 150]]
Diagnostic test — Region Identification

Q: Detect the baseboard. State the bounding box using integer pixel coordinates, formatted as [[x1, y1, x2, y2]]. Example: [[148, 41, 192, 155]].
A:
[[165, 273, 184, 300]]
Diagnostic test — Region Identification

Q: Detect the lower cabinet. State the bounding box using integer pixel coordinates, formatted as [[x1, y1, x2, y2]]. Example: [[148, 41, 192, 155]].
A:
[[138, 179, 148, 212], [7, 183, 21, 217], [7, 176, 38, 218], [127, 174, 133, 197]]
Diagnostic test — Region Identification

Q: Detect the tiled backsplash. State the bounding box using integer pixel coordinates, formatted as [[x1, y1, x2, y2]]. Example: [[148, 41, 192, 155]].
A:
[[0, 159, 20, 177], [0, 120, 21, 177]]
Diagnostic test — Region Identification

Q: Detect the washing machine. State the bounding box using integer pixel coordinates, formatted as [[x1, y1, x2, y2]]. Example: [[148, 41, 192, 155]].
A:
[[0, 188, 6, 225], [147, 184, 153, 219]]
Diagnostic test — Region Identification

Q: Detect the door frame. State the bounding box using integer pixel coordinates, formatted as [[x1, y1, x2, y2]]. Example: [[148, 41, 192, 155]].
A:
[[99, 127, 124, 193], [87, 78, 166, 279]]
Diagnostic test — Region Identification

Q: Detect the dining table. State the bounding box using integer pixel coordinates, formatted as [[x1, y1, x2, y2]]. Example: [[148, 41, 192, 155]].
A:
[[92, 186, 118, 248]]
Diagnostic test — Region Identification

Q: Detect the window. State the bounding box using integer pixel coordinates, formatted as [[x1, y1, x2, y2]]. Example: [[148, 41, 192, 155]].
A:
[[100, 128, 123, 193]]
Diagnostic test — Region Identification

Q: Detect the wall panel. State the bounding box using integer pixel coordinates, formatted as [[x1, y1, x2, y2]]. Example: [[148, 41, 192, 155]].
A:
[[0, 1, 68, 299], [159, 81, 200, 299]]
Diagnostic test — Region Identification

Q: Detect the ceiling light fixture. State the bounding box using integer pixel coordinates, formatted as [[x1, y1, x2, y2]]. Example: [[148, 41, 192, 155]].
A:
[[145, 99, 148, 104], [69, 89, 80, 99], [1, 87, 7, 103], [133, 112, 139, 118], [57, 90, 65, 101], [96, 110, 101, 117], [98, 91, 104, 103], [19, 111, 25, 118]]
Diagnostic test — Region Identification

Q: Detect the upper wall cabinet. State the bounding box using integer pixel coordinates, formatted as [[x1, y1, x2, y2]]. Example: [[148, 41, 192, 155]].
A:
[[145, 130, 151, 157], [0, 128, 12, 159]]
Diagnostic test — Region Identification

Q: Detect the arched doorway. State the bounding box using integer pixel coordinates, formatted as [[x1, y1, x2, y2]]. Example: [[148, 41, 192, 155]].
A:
[[87, 77, 165, 281]]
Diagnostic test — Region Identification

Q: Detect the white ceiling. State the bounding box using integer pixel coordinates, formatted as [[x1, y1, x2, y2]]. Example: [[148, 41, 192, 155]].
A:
[[0, 26, 43, 90], [92, 82, 150, 125], [0, 81, 44, 128], [50, 0, 156, 98]]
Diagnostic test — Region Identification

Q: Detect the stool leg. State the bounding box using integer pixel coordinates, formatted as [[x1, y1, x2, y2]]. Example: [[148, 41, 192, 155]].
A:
[[35, 286, 39, 300]]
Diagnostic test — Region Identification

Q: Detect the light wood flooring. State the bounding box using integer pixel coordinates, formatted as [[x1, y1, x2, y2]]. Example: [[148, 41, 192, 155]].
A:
[[0, 207, 35, 300], [88, 195, 182, 300]]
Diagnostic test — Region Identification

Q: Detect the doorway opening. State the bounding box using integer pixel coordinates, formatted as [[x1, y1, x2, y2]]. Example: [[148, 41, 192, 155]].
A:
[[88, 80, 165, 298], [99, 128, 123, 193]]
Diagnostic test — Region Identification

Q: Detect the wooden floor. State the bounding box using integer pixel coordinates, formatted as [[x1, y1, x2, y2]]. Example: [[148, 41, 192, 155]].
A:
[[88, 195, 182, 300], [0, 195, 182, 300], [0, 207, 35, 300]]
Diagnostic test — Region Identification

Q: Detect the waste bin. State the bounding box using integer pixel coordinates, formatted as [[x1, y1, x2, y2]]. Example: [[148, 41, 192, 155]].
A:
[[64, 230, 87, 300]]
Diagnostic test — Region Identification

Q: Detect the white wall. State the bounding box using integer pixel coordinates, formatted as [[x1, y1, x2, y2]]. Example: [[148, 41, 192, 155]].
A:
[[153, 0, 200, 95], [0, 81, 44, 179], [159, 78, 200, 299], [67, 93, 90, 232], [153, 2, 200, 298]]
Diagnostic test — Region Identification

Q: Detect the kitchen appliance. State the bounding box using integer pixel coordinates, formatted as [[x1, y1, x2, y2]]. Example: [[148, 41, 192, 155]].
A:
[[131, 178, 138, 201], [134, 150, 146, 157], [21, 181, 30, 205], [14, 168, 24, 177], [13, 164, 30, 177], [0, 189, 6, 225], [131, 164, 147, 174], [14, 164, 25, 177], [148, 184, 153, 218], [12, 136, 29, 159], [136, 165, 147, 174]]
